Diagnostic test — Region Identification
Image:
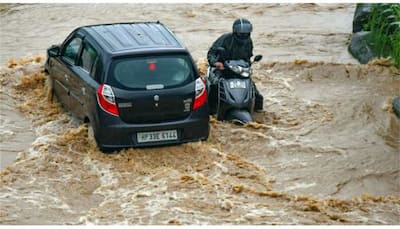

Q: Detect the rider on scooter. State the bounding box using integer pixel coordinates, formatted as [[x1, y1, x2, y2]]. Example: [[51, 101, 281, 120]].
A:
[[207, 18, 264, 113]]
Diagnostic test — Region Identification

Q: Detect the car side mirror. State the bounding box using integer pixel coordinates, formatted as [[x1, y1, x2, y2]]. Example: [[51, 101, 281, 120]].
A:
[[253, 55, 263, 62], [48, 45, 60, 57]]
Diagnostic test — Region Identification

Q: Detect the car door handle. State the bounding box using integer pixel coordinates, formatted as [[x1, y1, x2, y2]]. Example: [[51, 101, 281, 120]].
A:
[[64, 74, 70, 81]]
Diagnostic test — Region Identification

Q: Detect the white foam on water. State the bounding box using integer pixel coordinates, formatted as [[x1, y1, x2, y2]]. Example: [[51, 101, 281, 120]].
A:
[[27, 135, 56, 156], [284, 182, 317, 191], [82, 155, 119, 188]]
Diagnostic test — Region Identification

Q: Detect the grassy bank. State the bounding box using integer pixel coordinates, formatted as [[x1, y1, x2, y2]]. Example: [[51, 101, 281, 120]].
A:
[[365, 4, 400, 67]]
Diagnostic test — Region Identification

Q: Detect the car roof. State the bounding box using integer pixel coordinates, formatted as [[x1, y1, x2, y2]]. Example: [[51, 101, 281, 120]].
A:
[[80, 22, 187, 55]]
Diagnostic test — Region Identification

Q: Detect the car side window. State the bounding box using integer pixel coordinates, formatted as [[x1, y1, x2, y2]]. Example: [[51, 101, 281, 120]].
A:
[[91, 57, 103, 82], [79, 42, 98, 73], [62, 37, 82, 64]]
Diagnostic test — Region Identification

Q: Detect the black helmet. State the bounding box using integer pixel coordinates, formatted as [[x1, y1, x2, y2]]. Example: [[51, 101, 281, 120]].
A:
[[232, 18, 252, 40], [233, 18, 253, 34]]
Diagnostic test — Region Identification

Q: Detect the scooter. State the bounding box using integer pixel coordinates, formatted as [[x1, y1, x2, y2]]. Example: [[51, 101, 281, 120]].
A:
[[206, 47, 262, 124]]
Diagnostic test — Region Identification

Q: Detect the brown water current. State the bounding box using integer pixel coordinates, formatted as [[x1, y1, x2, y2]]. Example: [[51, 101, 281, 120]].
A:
[[0, 3, 399, 225], [0, 57, 398, 225]]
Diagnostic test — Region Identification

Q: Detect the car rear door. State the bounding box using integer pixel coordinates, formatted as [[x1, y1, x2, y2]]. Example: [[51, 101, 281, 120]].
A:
[[50, 36, 83, 110], [69, 39, 101, 120]]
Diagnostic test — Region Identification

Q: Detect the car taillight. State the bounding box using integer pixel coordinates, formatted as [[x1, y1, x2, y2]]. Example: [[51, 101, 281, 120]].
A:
[[97, 84, 119, 116], [193, 78, 207, 110]]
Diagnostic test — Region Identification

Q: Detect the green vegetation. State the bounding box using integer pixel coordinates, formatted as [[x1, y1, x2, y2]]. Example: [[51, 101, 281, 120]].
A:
[[364, 4, 400, 67], [0, 3, 13, 14]]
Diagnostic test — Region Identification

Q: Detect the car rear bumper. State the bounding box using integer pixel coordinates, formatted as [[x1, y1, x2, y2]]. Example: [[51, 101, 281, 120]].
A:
[[94, 107, 209, 150]]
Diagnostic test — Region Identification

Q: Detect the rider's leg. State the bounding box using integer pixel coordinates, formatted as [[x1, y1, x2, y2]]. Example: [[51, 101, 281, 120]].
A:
[[253, 82, 264, 111], [208, 69, 221, 114]]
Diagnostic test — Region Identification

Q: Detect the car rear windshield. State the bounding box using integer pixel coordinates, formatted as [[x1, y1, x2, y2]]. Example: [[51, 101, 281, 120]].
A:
[[108, 54, 195, 90]]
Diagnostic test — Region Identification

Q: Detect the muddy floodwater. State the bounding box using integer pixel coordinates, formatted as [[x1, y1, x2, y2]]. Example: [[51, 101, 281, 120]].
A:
[[0, 3, 399, 225]]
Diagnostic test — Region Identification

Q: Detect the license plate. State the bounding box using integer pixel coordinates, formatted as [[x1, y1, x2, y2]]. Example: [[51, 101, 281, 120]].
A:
[[137, 130, 178, 143]]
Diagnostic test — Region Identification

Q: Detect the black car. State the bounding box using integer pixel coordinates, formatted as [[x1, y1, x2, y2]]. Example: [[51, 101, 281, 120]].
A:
[[45, 22, 209, 151]]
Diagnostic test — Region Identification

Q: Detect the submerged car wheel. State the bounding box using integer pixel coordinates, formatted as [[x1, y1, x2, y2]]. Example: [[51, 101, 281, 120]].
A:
[[393, 96, 400, 118], [87, 124, 116, 153], [87, 124, 98, 150], [46, 75, 55, 102]]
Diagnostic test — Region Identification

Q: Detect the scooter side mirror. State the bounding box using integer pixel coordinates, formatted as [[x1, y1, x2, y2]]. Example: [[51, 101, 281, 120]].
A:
[[253, 55, 263, 62]]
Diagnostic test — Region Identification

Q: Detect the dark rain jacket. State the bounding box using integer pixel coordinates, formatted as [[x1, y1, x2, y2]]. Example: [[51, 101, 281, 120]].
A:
[[207, 32, 253, 67]]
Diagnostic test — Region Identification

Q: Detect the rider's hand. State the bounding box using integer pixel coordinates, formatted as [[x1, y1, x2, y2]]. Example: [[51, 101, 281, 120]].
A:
[[214, 62, 225, 70]]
